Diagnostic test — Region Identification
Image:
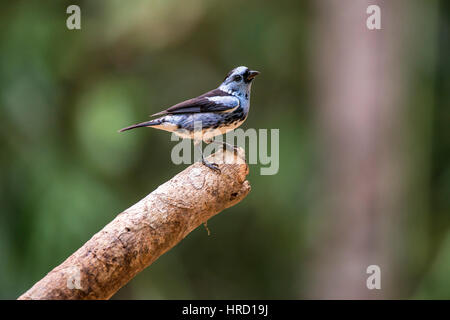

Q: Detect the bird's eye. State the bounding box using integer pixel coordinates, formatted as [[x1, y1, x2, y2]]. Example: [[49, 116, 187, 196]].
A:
[[233, 75, 242, 82]]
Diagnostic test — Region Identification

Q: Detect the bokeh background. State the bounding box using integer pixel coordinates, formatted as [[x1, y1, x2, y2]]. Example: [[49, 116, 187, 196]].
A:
[[0, 0, 449, 299]]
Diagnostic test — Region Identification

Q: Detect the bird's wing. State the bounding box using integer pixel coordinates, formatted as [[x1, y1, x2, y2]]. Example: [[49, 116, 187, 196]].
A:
[[151, 89, 239, 117]]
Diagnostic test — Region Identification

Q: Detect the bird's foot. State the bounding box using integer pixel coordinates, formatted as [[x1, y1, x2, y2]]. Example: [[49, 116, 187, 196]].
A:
[[202, 158, 221, 173]]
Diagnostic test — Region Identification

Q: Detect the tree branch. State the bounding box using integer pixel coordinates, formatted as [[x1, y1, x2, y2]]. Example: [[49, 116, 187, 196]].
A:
[[18, 149, 250, 300]]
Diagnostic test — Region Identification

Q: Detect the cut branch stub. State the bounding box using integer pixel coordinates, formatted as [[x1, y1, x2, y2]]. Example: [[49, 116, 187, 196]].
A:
[[18, 148, 250, 300]]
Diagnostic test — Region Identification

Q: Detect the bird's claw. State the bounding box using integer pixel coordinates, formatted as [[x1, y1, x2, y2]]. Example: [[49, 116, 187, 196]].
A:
[[202, 159, 221, 173]]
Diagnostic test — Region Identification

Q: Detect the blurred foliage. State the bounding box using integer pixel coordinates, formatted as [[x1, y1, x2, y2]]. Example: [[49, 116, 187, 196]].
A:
[[0, 0, 448, 299]]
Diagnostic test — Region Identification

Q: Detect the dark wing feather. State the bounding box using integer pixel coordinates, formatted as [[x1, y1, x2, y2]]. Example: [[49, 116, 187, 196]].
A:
[[151, 89, 239, 117]]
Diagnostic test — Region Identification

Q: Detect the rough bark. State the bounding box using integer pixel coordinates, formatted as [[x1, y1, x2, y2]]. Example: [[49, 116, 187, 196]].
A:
[[18, 149, 250, 300]]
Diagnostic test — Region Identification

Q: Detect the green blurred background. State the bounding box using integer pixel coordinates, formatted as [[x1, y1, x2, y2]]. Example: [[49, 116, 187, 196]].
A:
[[0, 0, 449, 299]]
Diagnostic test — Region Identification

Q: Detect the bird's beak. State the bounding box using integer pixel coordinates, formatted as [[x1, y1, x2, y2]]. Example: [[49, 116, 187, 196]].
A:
[[247, 70, 260, 81]]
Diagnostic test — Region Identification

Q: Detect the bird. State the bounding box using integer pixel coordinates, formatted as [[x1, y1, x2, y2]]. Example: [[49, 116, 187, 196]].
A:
[[119, 66, 259, 172]]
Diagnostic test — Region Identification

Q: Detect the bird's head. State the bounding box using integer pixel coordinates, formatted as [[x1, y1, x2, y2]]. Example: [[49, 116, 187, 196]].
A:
[[219, 66, 260, 97]]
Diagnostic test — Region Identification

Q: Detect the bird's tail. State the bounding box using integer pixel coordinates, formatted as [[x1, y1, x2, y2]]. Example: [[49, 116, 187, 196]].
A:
[[118, 119, 163, 132]]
